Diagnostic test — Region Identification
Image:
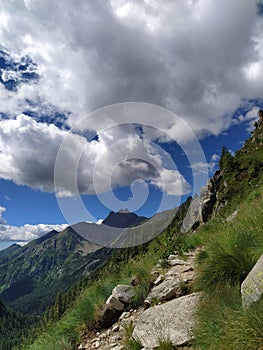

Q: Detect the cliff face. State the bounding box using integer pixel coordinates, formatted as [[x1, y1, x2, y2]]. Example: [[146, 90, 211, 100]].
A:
[[181, 170, 222, 233], [181, 109, 263, 233]]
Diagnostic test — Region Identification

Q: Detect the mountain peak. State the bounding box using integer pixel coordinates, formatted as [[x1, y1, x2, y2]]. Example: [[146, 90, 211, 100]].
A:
[[102, 210, 146, 228]]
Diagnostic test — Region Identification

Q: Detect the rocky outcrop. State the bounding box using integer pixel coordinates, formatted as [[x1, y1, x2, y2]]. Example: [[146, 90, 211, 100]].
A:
[[181, 170, 222, 232], [133, 293, 200, 348], [241, 253, 263, 309]]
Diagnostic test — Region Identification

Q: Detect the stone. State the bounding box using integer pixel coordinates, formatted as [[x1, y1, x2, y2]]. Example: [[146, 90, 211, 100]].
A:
[[98, 303, 122, 329], [168, 254, 178, 260], [165, 265, 194, 277], [168, 258, 190, 266], [145, 277, 189, 303], [112, 324, 119, 332], [181, 171, 222, 232], [241, 254, 263, 309], [226, 210, 238, 222], [112, 284, 135, 304], [106, 295, 125, 311], [154, 274, 165, 286], [119, 311, 129, 320], [133, 293, 200, 348]]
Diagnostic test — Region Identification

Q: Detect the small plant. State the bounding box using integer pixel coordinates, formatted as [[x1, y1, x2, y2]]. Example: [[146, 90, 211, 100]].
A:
[[122, 322, 142, 350], [159, 258, 170, 269], [156, 339, 176, 349]]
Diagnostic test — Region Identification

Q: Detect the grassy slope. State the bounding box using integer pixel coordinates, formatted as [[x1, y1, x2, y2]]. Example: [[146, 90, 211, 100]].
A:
[[190, 181, 263, 350]]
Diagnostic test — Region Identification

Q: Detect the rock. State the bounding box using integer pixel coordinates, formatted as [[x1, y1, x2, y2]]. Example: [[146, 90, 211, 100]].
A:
[[226, 210, 238, 222], [168, 258, 190, 266], [168, 254, 178, 260], [154, 274, 165, 286], [181, 197, 202, 233], [112, 284, 135, 304], [98, 303, 122, 329], [241, 254, 263, 309], [165, 265, 194, 277], [119, 311, 129, 320], [112, 324, 119, 332], [181, 171, 222, 232], [133, 293, 200, 348], [145, 278, 189, 303], [106, 295, 125, 311]]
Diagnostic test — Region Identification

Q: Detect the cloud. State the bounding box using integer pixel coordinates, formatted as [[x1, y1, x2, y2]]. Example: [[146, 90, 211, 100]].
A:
[[0, 222, 68, 242], [0, 0, 262, 204], [191, 153, 220, 175], [0, 0, 262, 139], [0, 114, 191, 196], [0, 204, 67, 241], [0, 206, 7, 224]]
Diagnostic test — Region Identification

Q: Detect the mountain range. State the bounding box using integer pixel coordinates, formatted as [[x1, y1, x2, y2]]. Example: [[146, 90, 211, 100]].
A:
[[0, 210, 148, 316]]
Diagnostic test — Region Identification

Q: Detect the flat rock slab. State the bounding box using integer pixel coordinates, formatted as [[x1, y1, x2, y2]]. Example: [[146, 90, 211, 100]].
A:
[[133, 293, 200, 348], [241, 253, 263, 308]]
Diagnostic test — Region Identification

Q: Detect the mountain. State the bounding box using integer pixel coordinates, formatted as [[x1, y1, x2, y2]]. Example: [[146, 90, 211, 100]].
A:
[[0, 243, 22, 265], [102, 210, 147, 228], [0, 210, 149, 316], [0, 226, 112, 316]]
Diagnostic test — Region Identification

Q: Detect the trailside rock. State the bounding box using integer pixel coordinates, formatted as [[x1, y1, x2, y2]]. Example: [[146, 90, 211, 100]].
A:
[[241, 254, 263, 309], [98, 303, 122, 329], [112, 284, 134, 304], [145, 278, 188, 303], [106, 295, 125, 311], [133, 293, 200, 348]]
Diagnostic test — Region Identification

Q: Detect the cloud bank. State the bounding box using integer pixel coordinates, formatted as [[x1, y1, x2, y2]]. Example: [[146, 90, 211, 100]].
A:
[[0, 205, 67, 242]]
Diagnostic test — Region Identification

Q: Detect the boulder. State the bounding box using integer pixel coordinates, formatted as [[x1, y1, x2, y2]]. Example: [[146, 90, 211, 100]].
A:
[[145, 278, 189, 303], [98, 303, 122, 329], [112, 284, 134, 304], [241, 254, 263, 309], [106, 295, 125, 311], [133, 293, 200, 348]]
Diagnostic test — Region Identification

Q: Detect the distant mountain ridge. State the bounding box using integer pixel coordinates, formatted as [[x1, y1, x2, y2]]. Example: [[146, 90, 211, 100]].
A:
[[102, 210, 147, 228], [0, 210, 148, 316]]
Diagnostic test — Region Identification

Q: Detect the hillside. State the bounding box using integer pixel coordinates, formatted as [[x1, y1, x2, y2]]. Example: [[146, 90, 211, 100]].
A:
[[0, 227, 112, 316]]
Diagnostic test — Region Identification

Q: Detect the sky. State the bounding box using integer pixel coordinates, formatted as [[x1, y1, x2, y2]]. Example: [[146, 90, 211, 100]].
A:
[[0, 0, 263, 249]]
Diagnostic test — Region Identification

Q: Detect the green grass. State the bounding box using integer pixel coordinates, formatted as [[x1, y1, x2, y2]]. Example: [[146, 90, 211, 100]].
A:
[[192, 183, 263, 349], [122, 322, 142, 350], [20, 252, 159, 350], [194, 287, 263, 350], [156, 339, 176, 349]]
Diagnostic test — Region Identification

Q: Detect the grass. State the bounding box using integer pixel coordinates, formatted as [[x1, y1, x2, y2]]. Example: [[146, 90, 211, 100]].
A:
[[20, 251, 158, 350], [156, 339, 176, 349], [192, 183, 263, 349], [194, 287, 263, 350], [122, 322, 142, 350]]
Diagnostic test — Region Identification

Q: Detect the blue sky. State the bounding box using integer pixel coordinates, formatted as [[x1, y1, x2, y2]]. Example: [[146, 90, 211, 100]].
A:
[[0, 0, 263, 249]]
